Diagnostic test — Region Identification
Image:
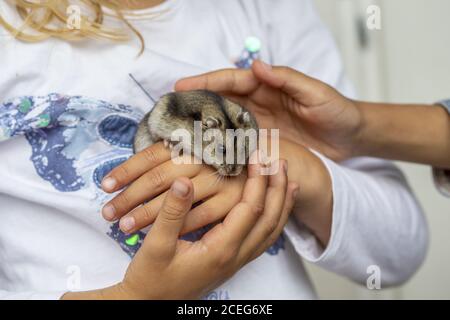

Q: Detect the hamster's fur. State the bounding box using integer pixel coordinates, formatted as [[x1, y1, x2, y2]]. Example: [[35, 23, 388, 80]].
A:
[[133, 90, 258, 176]]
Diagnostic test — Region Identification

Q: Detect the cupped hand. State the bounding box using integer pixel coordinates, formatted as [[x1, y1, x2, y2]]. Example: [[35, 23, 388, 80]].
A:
[[175, 60, 363, 161], [101, 142, 247, 235], [64, 160, 297, 299], [117, 159, 297, 299], [91, 160, 296, 299]]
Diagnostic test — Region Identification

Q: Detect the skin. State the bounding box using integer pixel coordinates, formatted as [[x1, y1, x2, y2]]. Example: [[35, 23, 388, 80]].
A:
[[176, 60, 450, 168], [354, 102, 450, 168], [63, 159, 298, 299]]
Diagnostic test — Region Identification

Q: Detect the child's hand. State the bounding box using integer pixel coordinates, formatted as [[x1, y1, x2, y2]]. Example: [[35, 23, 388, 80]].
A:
[[176, 60, 362, 162], [101, 142, 247, 235], [64, 162, 298, 299]]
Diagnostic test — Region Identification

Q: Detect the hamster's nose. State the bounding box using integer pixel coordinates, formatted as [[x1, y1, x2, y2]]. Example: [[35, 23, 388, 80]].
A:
[[226, 164, 243, 176]]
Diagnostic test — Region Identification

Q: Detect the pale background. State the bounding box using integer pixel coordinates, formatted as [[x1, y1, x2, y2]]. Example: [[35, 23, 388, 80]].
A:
[[307, 0, 450, 299]]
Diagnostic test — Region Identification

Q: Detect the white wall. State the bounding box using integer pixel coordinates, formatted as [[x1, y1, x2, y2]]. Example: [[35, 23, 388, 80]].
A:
[[310, 0, 450, 299]]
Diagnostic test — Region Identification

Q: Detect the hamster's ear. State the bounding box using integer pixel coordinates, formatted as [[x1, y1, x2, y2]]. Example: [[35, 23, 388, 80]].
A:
[[203, 116, 221, 128], [237, 111, 251, 125]]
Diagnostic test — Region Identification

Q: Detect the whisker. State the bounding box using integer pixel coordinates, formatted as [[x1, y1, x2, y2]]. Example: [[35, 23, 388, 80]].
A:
[[211, 173, 221, 189], [204, 170, 220, 179]]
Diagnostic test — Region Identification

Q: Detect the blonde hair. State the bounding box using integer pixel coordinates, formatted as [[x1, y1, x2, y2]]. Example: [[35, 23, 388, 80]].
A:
[[0, 0, 152, 54]]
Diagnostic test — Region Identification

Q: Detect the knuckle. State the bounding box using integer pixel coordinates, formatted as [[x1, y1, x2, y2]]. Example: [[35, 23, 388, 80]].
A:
[[215, 249, 237, 268], [252, 203, 265, 217], [161, 202, 184, 222], [316, 85, 330, 100], [145, 168, 166, 189], [142, 147, 159, 164], [113, 191, 130, 211], [112, 164, 129, 184], [141, 205, 157, 222]]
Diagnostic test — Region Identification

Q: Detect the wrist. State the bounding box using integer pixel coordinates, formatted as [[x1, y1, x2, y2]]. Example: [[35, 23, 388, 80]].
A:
[[350, 100, 371, 158], [280, 140, 333, 246]]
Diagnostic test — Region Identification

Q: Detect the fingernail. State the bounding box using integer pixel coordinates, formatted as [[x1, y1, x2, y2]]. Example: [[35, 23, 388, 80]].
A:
[[102, 204, 116, 221], [120, 217, 135, 232], [172, 180, 189, 197], [259, 60, 273, 72], [102, 177, 117, 191]]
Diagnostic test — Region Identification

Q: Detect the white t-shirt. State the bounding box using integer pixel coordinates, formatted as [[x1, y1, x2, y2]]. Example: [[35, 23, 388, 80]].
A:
[[0, 0, 428, 300]]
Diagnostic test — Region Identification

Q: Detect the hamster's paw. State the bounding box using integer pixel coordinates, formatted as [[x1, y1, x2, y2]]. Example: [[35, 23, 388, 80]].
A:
[[237, 110, 251, 125], [163, 139, 175, 150]]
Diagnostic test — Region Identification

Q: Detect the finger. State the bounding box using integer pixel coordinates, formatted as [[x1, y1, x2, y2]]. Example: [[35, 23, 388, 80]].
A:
[[144, 178, 194, 259], [216, 155, 268, 251], [180, 191, 240, 235], [118, 171, 223, 233], [252, 60, 328, 103], [102, 159, 202, 221], [175, 68, 259, 95], [101, 142, 171, 193], [250, 182, 299, 262], [237, 160, 289, 262]]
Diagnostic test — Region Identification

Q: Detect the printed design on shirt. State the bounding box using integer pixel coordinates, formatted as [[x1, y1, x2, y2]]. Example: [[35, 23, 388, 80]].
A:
[[265, 234, 285, 255], [0, 93, 145, 257], [108, 219, 146, 257], [235, 36, 262, 69], [0, 94, 141, 192], [0, 87, 283, 258], [203, 290, 231, 300]]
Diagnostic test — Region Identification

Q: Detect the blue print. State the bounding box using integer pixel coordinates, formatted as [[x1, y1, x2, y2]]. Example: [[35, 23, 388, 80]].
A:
[[203, 290, 231, 300], [27, 127, 85, 192], [108, 221, 146, 258], [93, 157, 129, 189], [98, 115, 138, 149], [265, 235, 285, 256], [0, 94, 144, 257], [235, 36, 261, 69], [0, 94, 141, 192]]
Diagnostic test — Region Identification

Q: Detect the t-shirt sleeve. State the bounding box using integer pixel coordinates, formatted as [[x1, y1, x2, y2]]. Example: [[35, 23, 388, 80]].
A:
[[433, 99, 450, 197]]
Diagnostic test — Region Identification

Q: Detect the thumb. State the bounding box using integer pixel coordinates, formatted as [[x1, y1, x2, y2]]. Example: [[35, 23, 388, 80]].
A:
[[252, 60, 329, 105], [144, 177, 194, 258]]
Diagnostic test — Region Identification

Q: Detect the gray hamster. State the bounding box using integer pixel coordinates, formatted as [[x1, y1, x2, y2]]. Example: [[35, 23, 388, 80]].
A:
[[133, 90, 259, 176]]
